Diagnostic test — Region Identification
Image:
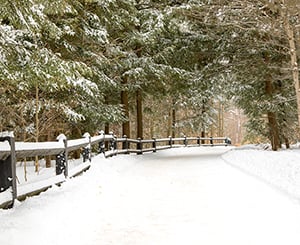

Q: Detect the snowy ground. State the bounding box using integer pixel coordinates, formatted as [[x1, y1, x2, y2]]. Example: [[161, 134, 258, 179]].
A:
[[1, 146, 300, 245], [222, 145, 300, 199]]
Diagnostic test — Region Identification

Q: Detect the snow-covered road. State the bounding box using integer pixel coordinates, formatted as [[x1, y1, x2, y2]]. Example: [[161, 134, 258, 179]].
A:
[[1, 147, 300, 245]]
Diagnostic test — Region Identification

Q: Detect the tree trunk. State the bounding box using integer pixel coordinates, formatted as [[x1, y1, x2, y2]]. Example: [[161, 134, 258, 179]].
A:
[[218, 100, 224, 136], [265, 79, 280, 151], [35, 84, 39, 172], [45, 130, 52, 168], [201, 103, 206, 144], [263, 44, 281, 151], [281, 0, 300, 127], [105, 123, 109, 135], [134, 28, 143, 140], [201, 131, 205, 144], [105, 123, 109, 151], [172, 99, 176, 138], [171, 108, 176, 138], [284, 136, 290, 149], [21, 107, 28, 181], [167, 101, 176, 138], [121, 76, 130, 138], [72, 127, 82, 159], [267, 112, 280, 151], [167, 108, 172, 137], [136, 88, 143, 139]]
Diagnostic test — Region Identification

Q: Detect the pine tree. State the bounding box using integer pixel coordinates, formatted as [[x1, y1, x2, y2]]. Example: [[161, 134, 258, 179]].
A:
[[0, 0, 124, 140], [177, 0, 300, 149]]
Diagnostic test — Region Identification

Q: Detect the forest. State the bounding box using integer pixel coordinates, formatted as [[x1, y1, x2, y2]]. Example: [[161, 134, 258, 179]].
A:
[[0, 0, 300, 151]]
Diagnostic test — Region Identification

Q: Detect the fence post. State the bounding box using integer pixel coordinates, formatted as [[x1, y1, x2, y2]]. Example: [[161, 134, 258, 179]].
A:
[[184, 135, 187, 147], [225, 137, 231, 146], [113, 134, 117, 156], [152, 137, 156, 152], [82, 132, 91, 162], [197, 136, 201, 146], [0, 132, 17, 208], [56, 134, 68, 177], [137, 138, 143, 155], [98, 130, 105, 154], [123, 135, 129, 153], [210, 137, 213, 146], [169, 136, 173, 148], [109, 132, 114, 151]]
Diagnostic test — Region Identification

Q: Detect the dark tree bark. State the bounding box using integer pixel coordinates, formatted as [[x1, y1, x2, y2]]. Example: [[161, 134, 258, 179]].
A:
[[263, 50, 280, 151], [201, 131, 205, 145], [121, 76, 130, 138], [265, 79, 280, 151], [267, 111, 280, 151], [136, 88, 143, 139], [45, 130, 52, 168], [284, 136, 290, 149], [172, 107, 176, 138]]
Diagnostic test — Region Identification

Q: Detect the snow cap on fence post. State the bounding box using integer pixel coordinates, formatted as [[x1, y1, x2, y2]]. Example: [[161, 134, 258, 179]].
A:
[[83, 132, 91, 137], [83, 132, 91, 149], [0, 131, 14, 138], [225, 137, 231, 146], [56, 133, 67, 142]]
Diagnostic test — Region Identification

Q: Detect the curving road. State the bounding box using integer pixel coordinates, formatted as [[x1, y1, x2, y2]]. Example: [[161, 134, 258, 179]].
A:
[[1, 147, 300, 245], [92, 147, 300, 245]]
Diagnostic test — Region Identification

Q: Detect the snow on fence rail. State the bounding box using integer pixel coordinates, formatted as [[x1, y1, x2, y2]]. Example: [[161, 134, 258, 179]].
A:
[[0, 131, 231, 208]]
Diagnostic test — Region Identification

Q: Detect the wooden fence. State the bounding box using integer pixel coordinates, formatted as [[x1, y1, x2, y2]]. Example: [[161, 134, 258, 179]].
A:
[[0, 131, 231, 208]]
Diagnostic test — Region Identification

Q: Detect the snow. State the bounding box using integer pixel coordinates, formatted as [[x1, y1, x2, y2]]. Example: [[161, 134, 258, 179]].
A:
[[17, 174, 65, 197], [0, 187, 12, 204], [222, 146, 300, 199], [66, 76, 98, 98], [84, 26, 108, 43], [0, 131, 14, 138], [0, 140, 10, 152], [67, 137, 90, 148], [15, 141, 64, 151], [1, 146, 300, 245]]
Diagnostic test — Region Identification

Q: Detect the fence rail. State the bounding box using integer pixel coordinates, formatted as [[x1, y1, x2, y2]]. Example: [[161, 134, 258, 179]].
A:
[[0, 131, 231, 208]]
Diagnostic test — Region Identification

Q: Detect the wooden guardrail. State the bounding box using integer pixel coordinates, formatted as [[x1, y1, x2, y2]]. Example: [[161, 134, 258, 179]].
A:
[[0, 131, 231, 208], [104, 135, 231, 157]]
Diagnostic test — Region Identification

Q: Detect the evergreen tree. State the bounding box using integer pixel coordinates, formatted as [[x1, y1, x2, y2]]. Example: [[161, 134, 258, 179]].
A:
[[0, 0, 124, 140], [182, 0, 299, 149]]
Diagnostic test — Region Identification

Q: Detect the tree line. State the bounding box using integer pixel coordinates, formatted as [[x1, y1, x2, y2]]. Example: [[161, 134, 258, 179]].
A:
[[0, 0, 300, 150]]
